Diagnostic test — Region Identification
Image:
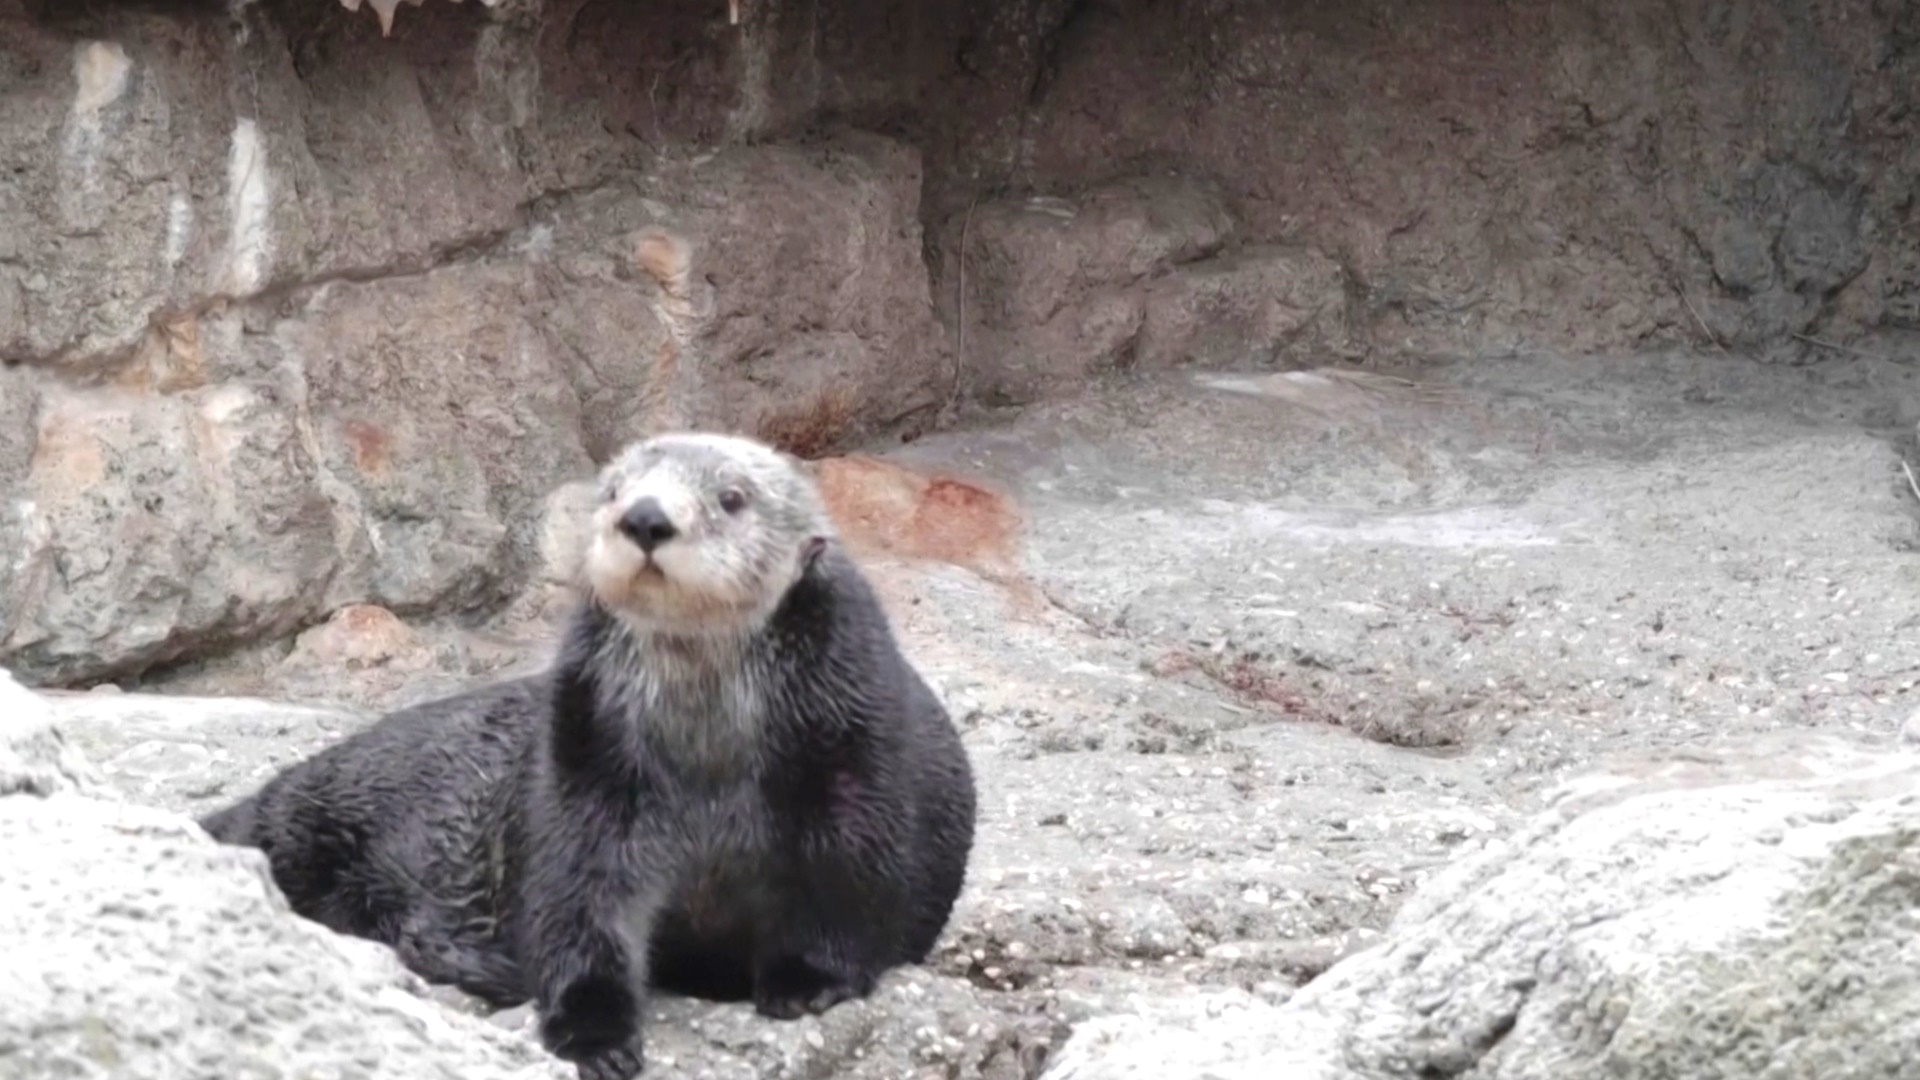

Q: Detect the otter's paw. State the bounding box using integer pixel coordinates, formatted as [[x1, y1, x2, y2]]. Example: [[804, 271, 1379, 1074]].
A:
[[541, 975, 645, 1076], [752, 954, 877, 1020]]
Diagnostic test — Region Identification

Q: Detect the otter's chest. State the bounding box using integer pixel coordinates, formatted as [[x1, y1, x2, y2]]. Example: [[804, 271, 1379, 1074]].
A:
[[623, 660, 770, 776]]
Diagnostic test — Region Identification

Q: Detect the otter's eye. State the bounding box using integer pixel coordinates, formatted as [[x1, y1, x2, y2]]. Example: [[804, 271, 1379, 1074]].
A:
[[718, 488, 748, 515]]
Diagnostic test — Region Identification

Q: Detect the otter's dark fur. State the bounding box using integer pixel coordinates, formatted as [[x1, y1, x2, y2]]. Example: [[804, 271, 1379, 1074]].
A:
[[200, 434, 978, 1080]]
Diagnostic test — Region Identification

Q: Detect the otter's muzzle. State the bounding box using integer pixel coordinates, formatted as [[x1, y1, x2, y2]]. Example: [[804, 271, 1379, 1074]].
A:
[[617, 497, 679, 553]]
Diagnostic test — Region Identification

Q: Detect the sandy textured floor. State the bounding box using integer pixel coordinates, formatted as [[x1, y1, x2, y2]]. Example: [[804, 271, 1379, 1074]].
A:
[[46, 348, 1920, 1076]]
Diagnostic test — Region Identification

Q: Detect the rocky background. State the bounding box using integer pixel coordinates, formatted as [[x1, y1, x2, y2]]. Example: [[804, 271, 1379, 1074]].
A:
[[5, 0, 1920, 1078], [8, 0, 1920, 686]]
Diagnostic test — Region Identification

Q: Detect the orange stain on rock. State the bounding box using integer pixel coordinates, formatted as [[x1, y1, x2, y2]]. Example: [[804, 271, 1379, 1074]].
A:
[[289, 603, 423, 670], [342, 419, 392, 475], [30, 409, 108, 491], [812, 455, 1022, 575], [807, 455, 1058, 621], [910, 476, 1023, 570]]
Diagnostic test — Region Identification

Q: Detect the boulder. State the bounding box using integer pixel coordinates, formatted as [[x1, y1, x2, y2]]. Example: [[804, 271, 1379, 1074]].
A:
[[2, 383, 346, 687], [533, 132, 949, 458], [0, 666, 102, 797], [0, 670, 568, 1080], [1136, 247, 1353, 372], [0, 792, 573, 1080], [1042, 736, 1920, 1080]]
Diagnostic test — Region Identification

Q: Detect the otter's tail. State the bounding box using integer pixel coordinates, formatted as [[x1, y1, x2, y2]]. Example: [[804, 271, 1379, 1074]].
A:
[[197, 799, 255, 847]]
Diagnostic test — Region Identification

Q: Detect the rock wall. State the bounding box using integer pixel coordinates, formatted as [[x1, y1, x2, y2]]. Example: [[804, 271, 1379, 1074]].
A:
[[0, 0, 950, 684], [914, 0, 1920, 378], [5, 0, 1920, 684]]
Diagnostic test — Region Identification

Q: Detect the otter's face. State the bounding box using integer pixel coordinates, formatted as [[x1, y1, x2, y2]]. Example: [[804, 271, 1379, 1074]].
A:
[[584, 433, 832, 633]]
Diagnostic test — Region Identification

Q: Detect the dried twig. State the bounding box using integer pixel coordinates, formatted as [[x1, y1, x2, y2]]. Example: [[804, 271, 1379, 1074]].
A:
[[950, 195, 979, 416], [1679, 291, 1726, 354], [1903, 459, 1920, 505], [1792, 333, 1904, 365]]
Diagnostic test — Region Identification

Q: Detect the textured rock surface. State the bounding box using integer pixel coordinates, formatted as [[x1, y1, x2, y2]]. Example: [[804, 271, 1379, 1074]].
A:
[[0, 667, 101, 797], [13, 0, 1920, 684], [14, 348, 1920, 1078], [0, 792, 577, 1080], [958, 178, 1355, 405], [1041, 737, 1920, 1080], [0, 0, 948, 685], [7, 0, 1920, 1069], [922, 0, 1920, 362], [0, 670, 571, 1080]]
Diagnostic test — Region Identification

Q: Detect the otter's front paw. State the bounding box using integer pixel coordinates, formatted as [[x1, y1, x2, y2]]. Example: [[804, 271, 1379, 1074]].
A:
[[752, 953, 877, 1020], [541, 975, 645, 1078]]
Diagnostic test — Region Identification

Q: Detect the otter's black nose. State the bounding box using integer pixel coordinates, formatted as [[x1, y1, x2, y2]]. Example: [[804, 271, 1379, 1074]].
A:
[[617, 497, 678, 552]]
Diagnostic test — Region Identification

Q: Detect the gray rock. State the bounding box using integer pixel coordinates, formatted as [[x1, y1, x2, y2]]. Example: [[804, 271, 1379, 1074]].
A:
[[0, 667, 102, 797], [533, 132, 950, 457], [1041, 995, 1285, 1080], [272, 261, 588, 616], [0, 0, 951, 686], [1704, 210, 1776, 296], [1136, 246, 1358, 370], [1777, 179, 1868, 296], [3, 383, 340, 686], [0, 786, 571, 1080], [2, 674, 569, 1079], [0, 127, 944, 686], [958, 178, 1353, 405], [958, 178, 1225, 405], [1041, 737, 1920, 1080], [48, 684, 373, 810]]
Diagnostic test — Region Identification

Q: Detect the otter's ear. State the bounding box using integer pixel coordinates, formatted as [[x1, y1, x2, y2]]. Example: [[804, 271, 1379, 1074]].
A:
[[801, 536, 829, 569]]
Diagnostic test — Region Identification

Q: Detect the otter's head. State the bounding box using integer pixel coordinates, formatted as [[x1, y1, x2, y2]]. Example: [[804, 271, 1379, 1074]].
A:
[[583, 432, 835, 635]]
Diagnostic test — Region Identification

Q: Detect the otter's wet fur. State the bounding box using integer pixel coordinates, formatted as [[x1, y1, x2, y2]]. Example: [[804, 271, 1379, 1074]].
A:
[[199, 432, 979, 1080]]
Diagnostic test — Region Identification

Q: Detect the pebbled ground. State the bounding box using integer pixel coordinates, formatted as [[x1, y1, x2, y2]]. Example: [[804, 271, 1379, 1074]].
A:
[[48, 348, 1920, 1077]]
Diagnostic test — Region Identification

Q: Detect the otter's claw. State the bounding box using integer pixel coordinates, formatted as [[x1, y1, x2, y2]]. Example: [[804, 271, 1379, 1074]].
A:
[[754, 982, 862, 1020], [542, 975, 644, 1077], [576, 1041, 644, 1080], [752, 955, 874, 1020]]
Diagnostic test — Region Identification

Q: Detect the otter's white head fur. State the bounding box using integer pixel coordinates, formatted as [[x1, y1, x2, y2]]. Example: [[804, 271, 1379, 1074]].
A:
[[584, 432, 835, 638]]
